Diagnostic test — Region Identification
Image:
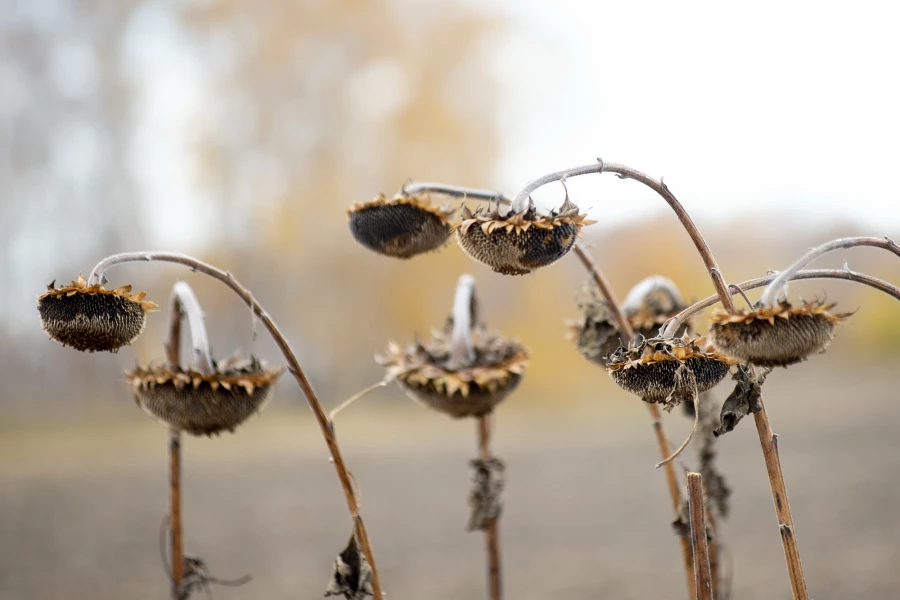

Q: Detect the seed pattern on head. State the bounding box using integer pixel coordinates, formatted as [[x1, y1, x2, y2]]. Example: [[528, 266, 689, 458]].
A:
[[378, 326, 527, 419], [127, 356, 282, 436], [456, 198, 595, 275], [37, 274, 158, 352], [348, 193, 454, 259], [569, 277, 691, 365], [709, 300, 851, 367], [607, 335, 736, 408]]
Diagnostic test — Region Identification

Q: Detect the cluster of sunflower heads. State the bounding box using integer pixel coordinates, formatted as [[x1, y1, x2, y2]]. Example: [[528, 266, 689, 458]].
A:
[[127, 356, 282, 436], [606, 334, 738, 410], [347, 192, 594, 275], [709, 299, 851, 367], [377, 325, 528, 419], [347, 192, 455, 259], [37, 274, 158, 352], [569, 275, 691, 364]]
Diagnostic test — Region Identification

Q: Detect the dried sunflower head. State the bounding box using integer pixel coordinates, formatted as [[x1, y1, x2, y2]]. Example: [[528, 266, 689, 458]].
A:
[[127, 356, 282, 436], [568, 276, 691, 364], [456, 198, 595, 275], [621, 275, 690, 333], [37, 274, 158, 352], [378, 326, 528, 419], [607, 334, 737, 409], [708, 300, 851, 367], [348, 192, 454, 259]]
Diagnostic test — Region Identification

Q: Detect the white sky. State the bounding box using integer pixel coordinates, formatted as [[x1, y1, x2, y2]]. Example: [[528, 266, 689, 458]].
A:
[[490, 0, 900, 231], [125, 0, 900, 247]]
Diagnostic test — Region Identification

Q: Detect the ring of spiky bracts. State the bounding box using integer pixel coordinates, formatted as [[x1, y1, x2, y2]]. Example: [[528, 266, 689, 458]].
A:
[[128, 356, 282, 436], [570, 275, 692, 365], [378, 326, 528, 419], [37, 274, 158, 352], [456, 197, 595, 275], [708, 299, 852, 367], [347, 192, 455, 259], [606, 334, 738, 411]]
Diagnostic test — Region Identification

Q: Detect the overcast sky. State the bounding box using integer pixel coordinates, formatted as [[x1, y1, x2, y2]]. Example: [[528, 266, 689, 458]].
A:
[[127, 1, 900, 247], [489, 0, 900, 231]]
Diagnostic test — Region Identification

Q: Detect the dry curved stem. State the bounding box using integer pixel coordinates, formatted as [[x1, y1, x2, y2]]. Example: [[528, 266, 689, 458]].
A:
[[760, 236, 900, 306], [448, 274, 477, 369], [171, 281, 214, 374], [88, 251, 384, 600], [507, 160, 735, 312], [687, 473, 713, 600], [402, 181, 506, 207], [571, 245, 634, 340], [663, 268, 900, 338]]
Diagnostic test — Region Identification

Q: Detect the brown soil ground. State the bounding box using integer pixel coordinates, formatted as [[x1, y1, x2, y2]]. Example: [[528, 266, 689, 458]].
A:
[[2, 358, 899, 599]]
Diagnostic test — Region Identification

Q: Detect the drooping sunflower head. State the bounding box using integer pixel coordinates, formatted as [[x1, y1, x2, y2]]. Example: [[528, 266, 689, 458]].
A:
[[607, 334, 737, 409], [569, 275, 691, 365], [37, 274, 158, 352], [456, 198, 595, 275], [348, 192, 455, 259], [709, 300, 851, 367], [378, 326, 528, 419], [128, 355, 282, 436]]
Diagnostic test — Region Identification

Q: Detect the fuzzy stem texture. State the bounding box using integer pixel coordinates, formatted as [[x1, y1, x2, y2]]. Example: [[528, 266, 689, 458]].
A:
[[449, 274, 477, 369], [478, 414, 502, 600], [403, 182, 507, 204], [171, 281, 214, 374], [687, 473, 713, 600], [164, 293, 184, 600], [760, 236, 900, 307], [662, 268, 900, 337], [89, 252, 384, 600], [754, 398, 809, 600], [511, 164, 600, 213]]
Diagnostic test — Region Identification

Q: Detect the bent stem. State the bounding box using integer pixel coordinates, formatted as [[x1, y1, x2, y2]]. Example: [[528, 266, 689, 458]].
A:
[[477, 414, 502, 600], [759, 236, 900, 306], [663, 268, 900, 338], [508, 160, 735, 312], [448, 274, 477, 369], [687, 473, 713, 600], [171, 281, 214, 374], [89, 252, 384, 600]]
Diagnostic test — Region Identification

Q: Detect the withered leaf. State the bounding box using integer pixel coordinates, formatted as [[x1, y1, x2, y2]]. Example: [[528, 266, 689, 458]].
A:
[[467, 457, 505, 532], [324, 534, 373, 599], [714, 364, 769, 437]]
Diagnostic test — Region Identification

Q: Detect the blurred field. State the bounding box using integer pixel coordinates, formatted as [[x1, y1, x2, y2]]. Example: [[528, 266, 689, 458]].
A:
[[2, 355, 899, 600]]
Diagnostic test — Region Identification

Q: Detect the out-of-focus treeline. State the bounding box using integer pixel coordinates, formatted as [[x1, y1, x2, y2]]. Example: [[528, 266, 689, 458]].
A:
[[2, 0, 897, 419]]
